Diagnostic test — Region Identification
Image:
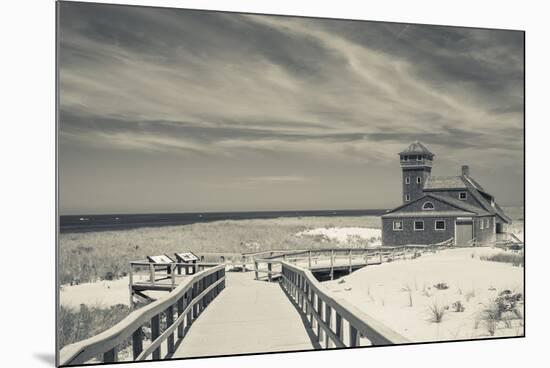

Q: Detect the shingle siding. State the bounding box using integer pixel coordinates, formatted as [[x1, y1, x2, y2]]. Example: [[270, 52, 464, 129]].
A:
[[382, 216, 455, 246]]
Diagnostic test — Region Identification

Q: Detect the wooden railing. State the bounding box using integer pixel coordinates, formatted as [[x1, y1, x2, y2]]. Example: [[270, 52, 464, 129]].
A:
[[280, 261, 410, 347], [59, 264, 226, 366]]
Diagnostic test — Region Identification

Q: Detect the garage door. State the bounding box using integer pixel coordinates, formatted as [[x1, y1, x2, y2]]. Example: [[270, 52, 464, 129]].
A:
[[455, 218, 473, 246]]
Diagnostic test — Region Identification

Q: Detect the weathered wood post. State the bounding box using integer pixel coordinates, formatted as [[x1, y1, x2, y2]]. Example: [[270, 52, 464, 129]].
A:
[[325, 304, 332, 348], [151, 314, 161, 360], [308, 250, 312, 268], [166, 305, 175, 353], [171, 264, 176, 290], [132, 327, 143, 360], [129, 265, 134, 309], [348, 249, 353, 274], [349, 325, 359, 347], [103, 347, 117, 363], [379, 247, 382, 264], [317, 296, 323, 343], [177, 296, 185, 338], [330, 249, 334, 280], [149, 263, 155, 284], [335, 313, 343, 343], [268, 262, 273, 282]]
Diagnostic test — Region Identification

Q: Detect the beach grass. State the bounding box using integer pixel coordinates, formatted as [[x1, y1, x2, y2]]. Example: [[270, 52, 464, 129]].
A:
[[59, 216, 381, 284]]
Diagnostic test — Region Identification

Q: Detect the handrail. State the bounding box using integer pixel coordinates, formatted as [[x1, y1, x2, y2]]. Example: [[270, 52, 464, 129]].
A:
[[280, 261, 409, 347], [60, 264, 226, 366]]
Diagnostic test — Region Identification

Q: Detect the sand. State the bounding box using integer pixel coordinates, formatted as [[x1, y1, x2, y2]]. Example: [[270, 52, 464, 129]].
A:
[[296, 227, 381, 246], [60, 274, 167, 308], [323, 247, 524, 342]]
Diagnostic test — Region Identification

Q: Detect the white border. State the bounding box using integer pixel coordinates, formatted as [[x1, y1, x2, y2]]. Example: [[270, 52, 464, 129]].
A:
[[3, 1, 548, 368]]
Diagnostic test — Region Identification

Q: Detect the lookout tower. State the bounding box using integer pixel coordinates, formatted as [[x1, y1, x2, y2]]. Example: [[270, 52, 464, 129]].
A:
[[399, 141, 434, 203]]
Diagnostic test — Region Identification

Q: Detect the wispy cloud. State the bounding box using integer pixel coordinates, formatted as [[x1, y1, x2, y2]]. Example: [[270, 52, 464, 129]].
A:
[[58, 3, 524, 213]]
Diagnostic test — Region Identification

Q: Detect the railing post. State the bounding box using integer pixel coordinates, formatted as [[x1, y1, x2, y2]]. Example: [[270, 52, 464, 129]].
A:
[[129, 265, 134, 309], [151, 314, 161, 360], [171, 264, 176, 290], [268, 262, 272, 282], [166, 305, 175, 353], [348, 249, 352, 274], [349, 325, 359, 347], [316, 295, 323, 343], [308, 250, 312, 268], [103, 347, 117, 363], [335, 313, 343, 344], [330, 249, 334, 280], [254, 260, 258, 280], [325, 304, 332, 348], [132, 327, 143, 360], [177, 296, 185, 338], [149, 264, 155, 283]]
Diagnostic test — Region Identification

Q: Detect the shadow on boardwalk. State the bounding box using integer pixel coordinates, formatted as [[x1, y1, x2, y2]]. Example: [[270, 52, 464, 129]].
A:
[[171, 271, 317, 358]]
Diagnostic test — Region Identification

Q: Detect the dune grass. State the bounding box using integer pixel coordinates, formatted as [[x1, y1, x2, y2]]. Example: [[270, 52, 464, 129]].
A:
[[480, 251, 524, 267], [59, 303, 132, 349], [59, 216, 381, 284]]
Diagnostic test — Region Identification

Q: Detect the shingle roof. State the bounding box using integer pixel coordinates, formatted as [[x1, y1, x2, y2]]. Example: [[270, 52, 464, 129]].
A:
[[429, 194, 492, 216], [424, 176, 467, 190], [399, 141, 434, 156], [422, 173, 511, 223], [383, 211, 476, 218]]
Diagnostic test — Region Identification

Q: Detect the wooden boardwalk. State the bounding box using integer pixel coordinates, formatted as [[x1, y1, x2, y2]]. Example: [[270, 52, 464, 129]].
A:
[[172, 271, 316, 358]]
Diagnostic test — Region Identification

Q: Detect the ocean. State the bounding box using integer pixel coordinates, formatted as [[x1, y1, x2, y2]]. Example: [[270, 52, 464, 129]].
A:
[[60, 209, 388, 233]]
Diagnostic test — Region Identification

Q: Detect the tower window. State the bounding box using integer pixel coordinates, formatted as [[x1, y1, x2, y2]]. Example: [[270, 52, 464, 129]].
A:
[[459, 192, 467, 200], [405, 176, 410, 184], [416, 177, 422, 184], [393, 221, 403, 231], [405, 194, 410, 202], [414, 221, 424, 231], [417, 155, 422, 161], [403, 156, 408, 161], [435, 220, 446, 230], [422, 202, 435, 210]]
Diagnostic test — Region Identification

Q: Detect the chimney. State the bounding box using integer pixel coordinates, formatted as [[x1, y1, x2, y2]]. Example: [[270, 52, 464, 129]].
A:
[[461, 165, 470, 176]]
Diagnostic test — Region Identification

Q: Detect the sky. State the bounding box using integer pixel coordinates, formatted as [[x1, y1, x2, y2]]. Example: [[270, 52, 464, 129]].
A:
[[58, 2, 524, 215]]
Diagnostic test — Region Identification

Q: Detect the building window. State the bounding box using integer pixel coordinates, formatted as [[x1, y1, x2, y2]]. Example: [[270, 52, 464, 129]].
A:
[[414, 221, 424, 231], [459, 192, 467, 200], [416, 177, 422, 184], [403, 156, 408, 161], [422, 202, 435, 210], [393, 221, 403, 231], [405, 176, 410, 184], [480, 219, 484, 230], [416, 155, 422, 161], [405, 194, 410, 202], [435, 220, 446, 230], [485, 218, 490, 228]]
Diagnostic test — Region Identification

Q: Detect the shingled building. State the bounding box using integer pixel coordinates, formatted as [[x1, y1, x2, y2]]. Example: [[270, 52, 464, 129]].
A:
[[381, 141, 511, 246]]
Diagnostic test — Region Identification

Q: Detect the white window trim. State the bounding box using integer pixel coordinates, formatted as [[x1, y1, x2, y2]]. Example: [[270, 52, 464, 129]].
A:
[[435, 220, 446, 231], [405, 176, 410, 184], [414, 220, 424, 231], [422, 201, 435, 210], [393, 220, 403, 231], [405, 194, 410, 202], [459, 192, 468, 200], [416, 177, 422, 184]]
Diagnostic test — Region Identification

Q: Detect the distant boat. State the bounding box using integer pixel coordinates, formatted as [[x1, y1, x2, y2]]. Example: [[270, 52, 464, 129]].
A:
[[79, 217, 89, 221]]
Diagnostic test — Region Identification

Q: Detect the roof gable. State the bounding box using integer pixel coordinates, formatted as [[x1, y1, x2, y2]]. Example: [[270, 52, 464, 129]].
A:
[[383, 193, 480, 217], [424, 176, 467, 190], [399, 141, 434, 156]]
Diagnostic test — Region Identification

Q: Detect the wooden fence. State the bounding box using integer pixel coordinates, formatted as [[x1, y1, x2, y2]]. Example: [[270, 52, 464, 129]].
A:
[[280, 261, 410, 347], [59, 264, 226, 366]]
